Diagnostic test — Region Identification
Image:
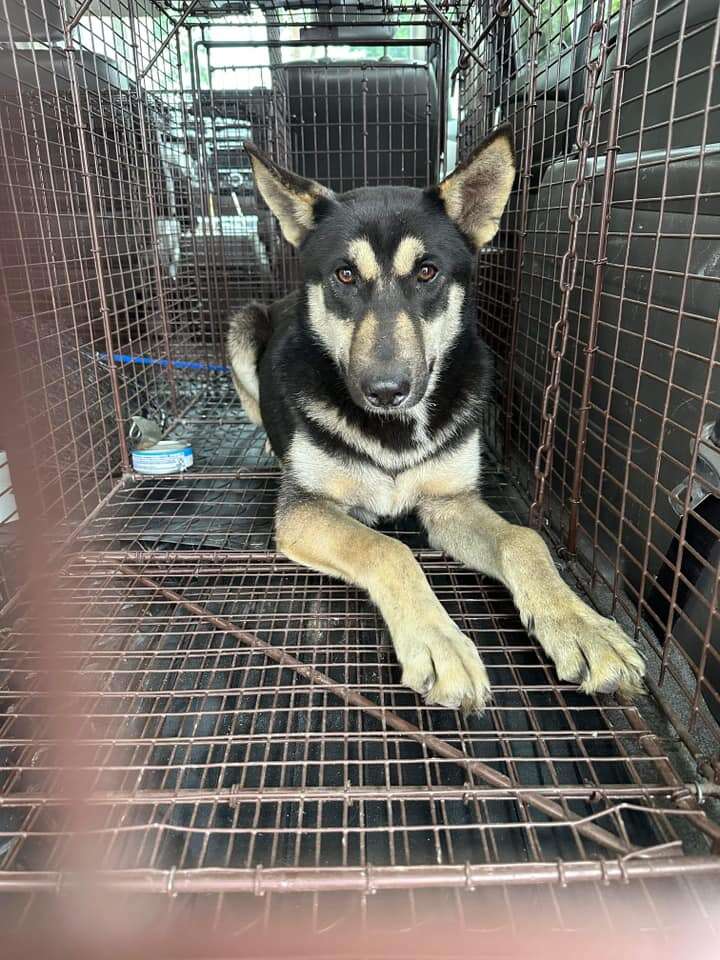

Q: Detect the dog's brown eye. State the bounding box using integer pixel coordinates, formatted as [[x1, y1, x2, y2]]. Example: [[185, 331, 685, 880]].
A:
[[336, 266, 356, 285], [417, 263, 438, 283]]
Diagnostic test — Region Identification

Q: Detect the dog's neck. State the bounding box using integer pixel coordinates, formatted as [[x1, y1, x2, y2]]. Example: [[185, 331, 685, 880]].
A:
[[292, 295, 489, 467]]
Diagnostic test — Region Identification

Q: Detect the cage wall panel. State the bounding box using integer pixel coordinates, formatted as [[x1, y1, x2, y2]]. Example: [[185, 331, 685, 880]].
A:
[[0, 0, 718, 921], [460, 1, 720, 759]]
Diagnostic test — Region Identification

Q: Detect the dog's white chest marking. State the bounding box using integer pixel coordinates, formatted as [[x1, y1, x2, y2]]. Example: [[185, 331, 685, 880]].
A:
[[288, 430, 481, 519]]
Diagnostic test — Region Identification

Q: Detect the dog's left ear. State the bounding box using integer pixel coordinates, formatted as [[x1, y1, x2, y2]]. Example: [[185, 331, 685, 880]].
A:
[[244, 142, 336, 247], [431, 124, 515, 248]]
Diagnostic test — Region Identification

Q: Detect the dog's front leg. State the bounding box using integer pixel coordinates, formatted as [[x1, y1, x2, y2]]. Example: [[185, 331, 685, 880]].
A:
[[418, 493, 645, 696], [276, 487, 490, 712]]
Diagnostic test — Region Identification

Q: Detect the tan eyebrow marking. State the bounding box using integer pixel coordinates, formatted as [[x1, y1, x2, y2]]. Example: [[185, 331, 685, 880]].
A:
[[392, 235, 426, 276], [347, 238, 381, 281]]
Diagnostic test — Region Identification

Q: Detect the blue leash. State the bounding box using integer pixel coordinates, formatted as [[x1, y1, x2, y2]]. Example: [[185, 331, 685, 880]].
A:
[[98, 352, 229, 373]]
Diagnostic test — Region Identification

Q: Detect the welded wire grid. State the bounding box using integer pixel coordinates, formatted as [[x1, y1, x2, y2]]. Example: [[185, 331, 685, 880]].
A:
[[75, 452, 527, 558], [1, 557, 719, 892], [180, 6, 446, 365], [461, 1, 720, 774], [0, 0, 188, 529], [1, 11, 121, 527], [0, 0, 719, 924]]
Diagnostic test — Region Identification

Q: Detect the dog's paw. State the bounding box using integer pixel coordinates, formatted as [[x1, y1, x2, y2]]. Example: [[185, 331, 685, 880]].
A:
[[530, 599, 645, 697], [393, 615, 491, 713]]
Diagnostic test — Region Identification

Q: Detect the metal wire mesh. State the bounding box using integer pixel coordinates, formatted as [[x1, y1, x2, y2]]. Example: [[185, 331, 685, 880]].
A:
[[0, 0, 719, 923], [1, 556, 717, 877], [460, 0, 720, 771]]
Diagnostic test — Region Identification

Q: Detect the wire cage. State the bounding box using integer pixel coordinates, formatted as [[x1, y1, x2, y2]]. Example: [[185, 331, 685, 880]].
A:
[[0, 0, 719, 937]]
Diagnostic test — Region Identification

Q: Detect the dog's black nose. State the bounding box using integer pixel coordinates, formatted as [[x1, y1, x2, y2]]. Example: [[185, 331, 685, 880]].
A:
[[362, 377, 411, 409]]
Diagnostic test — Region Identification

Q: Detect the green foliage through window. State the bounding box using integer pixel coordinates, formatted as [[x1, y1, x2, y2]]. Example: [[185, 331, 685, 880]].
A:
[[517, 0, 623, 62]]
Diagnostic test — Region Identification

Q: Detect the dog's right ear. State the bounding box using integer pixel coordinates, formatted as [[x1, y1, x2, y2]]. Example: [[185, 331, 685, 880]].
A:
[[244, 143, 335, 247]]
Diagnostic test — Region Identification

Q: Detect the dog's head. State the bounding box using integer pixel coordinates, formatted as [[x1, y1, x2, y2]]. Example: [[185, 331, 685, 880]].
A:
[[245, 127, 515, 413]]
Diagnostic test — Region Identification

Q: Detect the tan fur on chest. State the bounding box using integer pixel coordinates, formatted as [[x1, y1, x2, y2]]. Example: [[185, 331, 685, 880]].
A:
[[288, 430, 481, 519]]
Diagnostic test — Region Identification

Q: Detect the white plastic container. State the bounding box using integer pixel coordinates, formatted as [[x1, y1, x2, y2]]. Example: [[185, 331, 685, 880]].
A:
[[0, 452, 17, 521]]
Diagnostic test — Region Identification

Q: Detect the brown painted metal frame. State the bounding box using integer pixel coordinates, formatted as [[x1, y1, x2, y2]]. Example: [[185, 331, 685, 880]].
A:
[[0, 0, 719, 913]]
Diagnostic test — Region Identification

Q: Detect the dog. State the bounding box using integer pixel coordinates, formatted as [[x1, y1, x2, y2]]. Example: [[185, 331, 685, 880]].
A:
[[227, 126, 645, 712]]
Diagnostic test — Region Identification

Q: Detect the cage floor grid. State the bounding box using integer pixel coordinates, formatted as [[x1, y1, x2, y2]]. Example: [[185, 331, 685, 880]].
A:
[[1, 556, 716, 882], [74, 467, 529, 555], [164, 379, 276, 473]]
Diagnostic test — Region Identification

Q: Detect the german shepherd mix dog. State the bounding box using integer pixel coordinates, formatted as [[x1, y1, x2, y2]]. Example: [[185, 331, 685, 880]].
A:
[[228, 127, 645, 712]]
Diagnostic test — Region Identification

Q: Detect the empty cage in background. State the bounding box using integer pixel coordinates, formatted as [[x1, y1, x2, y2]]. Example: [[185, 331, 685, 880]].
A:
[[0, 0, 718, 938]]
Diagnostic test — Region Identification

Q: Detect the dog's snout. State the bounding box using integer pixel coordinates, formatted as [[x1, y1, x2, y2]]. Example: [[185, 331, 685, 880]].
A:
[[362, 375, 411, 409]]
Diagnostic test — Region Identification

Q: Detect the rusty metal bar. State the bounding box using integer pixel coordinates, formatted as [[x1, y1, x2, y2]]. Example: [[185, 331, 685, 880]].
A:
[[422, 0, 488, 72], [196, 38, 434, 52], [0, 783, 705, 807], [453, 0, 532, 83], [503, 8, 541, 462], [2, 855, 719, 894], [567, 0, 632, 552], [64, 0, 95, 33]]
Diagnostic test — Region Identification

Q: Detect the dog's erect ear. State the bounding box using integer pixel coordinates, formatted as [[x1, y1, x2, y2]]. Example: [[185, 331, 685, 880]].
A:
[[244, 142, 335, 247], [432, 124, 515, 249]]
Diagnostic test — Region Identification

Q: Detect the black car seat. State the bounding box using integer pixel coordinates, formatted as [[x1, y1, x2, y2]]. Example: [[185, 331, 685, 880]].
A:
[[281, 58, 439, 192]]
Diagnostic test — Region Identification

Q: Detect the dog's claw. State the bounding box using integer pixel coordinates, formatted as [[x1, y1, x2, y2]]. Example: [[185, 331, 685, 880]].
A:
[[529, 600, 646, 699], [394, 616, 491, 713]]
